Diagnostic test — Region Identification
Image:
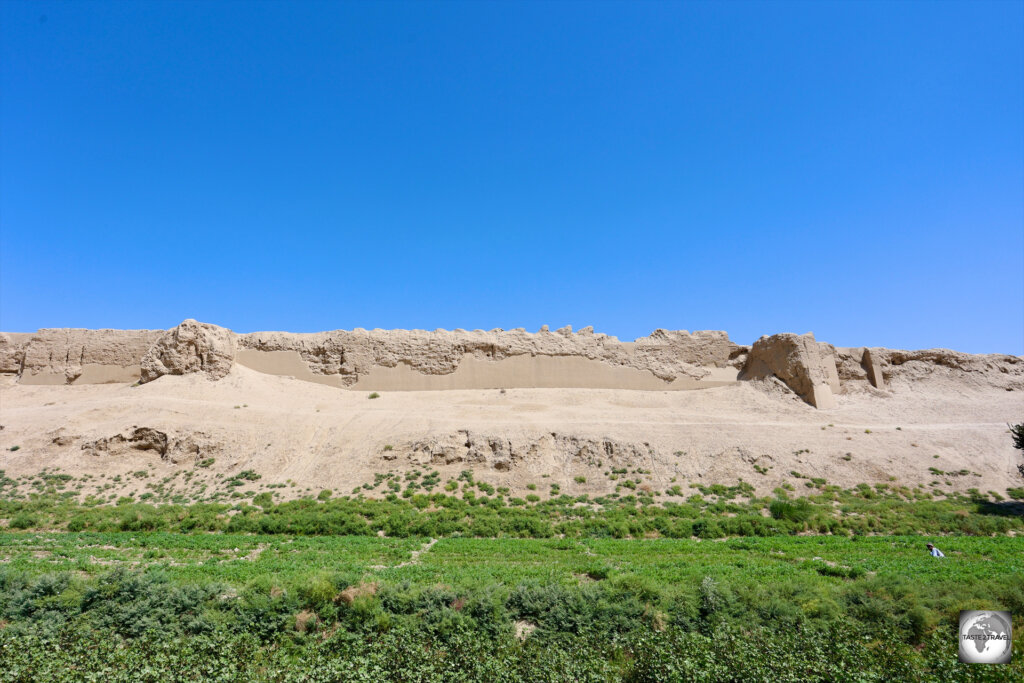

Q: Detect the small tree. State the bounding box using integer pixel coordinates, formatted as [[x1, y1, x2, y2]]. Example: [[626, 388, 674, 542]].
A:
[[1012, 423, 1024, 478]]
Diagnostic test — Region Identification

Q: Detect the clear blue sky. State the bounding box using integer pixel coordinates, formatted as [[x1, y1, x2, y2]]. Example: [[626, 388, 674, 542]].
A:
[[2, 1, 1022, 353]]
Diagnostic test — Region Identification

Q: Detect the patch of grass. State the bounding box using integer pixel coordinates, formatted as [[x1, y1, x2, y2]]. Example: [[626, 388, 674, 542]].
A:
[[768, 497, 812, 522]]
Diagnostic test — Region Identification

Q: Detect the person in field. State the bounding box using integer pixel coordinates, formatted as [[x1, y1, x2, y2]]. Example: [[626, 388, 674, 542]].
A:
[[926, 543, 945, 558]]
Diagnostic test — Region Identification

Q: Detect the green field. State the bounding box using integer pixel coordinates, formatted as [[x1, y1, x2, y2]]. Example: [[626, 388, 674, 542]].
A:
[[2, 465, 1023, 680], [1, 530, 1021, 681], [3, 531, 1018, 588]]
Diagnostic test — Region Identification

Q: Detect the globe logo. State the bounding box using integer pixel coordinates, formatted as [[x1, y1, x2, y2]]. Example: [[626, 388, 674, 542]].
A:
[[959, 610, 1012, 664]]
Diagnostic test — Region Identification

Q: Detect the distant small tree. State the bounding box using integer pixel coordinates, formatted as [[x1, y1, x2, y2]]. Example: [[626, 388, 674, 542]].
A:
[[1012, 423, 1024, 478]]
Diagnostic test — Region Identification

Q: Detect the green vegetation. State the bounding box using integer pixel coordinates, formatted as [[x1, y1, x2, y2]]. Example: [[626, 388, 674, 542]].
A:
[[1, 470, 1023, 538], [0, 534, 1020, 680], [1012, 422, 1024, 478], [367, 392, 380, 399], [1, 464, 1021, 680]]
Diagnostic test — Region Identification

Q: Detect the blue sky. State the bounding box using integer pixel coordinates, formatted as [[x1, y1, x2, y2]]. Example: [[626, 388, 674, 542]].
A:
[[1, 1, 1021, 353]]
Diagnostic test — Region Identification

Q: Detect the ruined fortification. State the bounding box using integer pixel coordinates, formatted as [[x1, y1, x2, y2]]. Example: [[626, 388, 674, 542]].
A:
[[1, 319, 1021, 407]]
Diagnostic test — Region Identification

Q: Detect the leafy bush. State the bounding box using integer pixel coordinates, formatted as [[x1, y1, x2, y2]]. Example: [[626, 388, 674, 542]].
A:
[[10, 512, 37, 529]]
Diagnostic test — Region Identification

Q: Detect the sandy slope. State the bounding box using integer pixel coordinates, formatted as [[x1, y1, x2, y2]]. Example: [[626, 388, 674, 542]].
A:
[[1, 364, 1021, 500]]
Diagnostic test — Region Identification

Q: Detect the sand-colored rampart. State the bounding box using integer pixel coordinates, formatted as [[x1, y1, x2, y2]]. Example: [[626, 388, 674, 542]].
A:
[[234, 349, 740, 391], [2, 320, 1021, 407], [3, 329, 161, 385]]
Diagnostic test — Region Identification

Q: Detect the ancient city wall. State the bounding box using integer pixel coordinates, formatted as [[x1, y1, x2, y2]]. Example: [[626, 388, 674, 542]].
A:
[[2, 319, 1021, 407], [1, 329, 164, 384]]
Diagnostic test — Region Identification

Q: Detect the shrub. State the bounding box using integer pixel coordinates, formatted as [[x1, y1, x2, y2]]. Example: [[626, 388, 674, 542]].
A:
[[1010, 422, 1024, 451], [698, 575, 722, 623], [368, 392, 380, 399], [692, 519, 723, 539], [298, 575, 338, 609], [10, 512, 37, 529]]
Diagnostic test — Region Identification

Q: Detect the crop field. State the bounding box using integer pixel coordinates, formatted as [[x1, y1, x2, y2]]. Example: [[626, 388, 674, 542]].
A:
[[2, 533, 1023, 590], [1, 529, 1021, 681], [1, 470, 1022, 681], [0, 533, 424, 585]]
